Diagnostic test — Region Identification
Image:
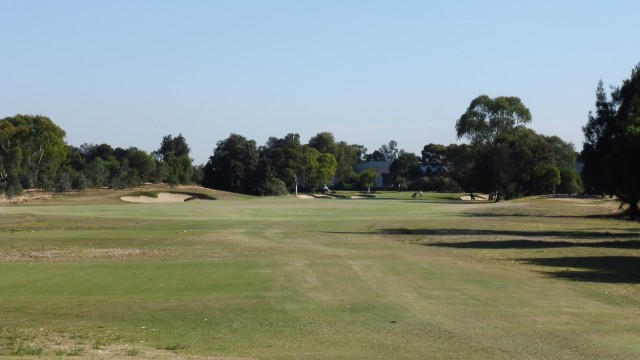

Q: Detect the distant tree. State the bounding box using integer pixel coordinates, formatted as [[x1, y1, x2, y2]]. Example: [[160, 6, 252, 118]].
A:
[[251, 159, 289, 196], [544, 136, 582, 194], [123, 147, 156, 184], [157, 134, 194, 185], [357, 168, 379, 190], [298, 146, 320, 189], [259, 133, 303, 190], [315, 153, 337, 187], [421, 143, 448, 167], [83, 158, 109, 188], [307, 132, 337, 155], [394, 175, 410, 191], [202, 134, 259, 194], [378, 140, 400, 161], [474, 127, 560, 199], [365, 150, 386, 162], [333, 141, 359, 186], [80, 143, 115, 163], [353, 144, 368, 162], [0, 115, 68, 194], [158, 134, 190, 159], [67, 146, 86, 171], [456, 95, 532, 151], [390, 152, 421, 181], [296, 147, 336, 189]]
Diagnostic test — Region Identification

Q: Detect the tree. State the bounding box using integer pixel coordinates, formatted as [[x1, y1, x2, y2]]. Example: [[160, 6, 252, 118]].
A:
[[604, 129, 640, 218], [390, 152, 421, 182], [297, 147, 336, 189], [581, 81, 617, 194], [583, 63, 640, 217], [0, 115, 68, 194], [80, 143, 115, 163], [83, 157, 109, 188], [421, 143, 448, 166], [474, 127, 559, 199], [378, 140, 399, 161], [353, 144, 368, 162], [157, 134, 194, 185], [357, 168, 379, 190], [307, 132, 337, 155], [365, 150, 386, 162], [125, 148, 156, 184], [259, 133, 303, 190], [202, 134, 259, 194], [315, 153, 337, 187], [158, 134, 190, 159], [456, 95, 532, 151], [333, 141, 359, 187], [544, 136, 582, 194], [298, 146, 320, 189]]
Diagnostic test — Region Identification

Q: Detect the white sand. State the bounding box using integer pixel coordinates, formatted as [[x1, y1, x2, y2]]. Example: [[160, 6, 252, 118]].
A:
[[121, 192, 193, 203], [459, 194, 489, 201]]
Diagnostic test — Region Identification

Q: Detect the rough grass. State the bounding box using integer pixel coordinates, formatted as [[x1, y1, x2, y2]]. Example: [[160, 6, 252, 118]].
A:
[[0, 188, 638, 359]]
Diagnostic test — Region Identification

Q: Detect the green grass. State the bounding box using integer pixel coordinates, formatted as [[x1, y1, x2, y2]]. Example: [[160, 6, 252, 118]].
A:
[[0, 188, 639, 358]]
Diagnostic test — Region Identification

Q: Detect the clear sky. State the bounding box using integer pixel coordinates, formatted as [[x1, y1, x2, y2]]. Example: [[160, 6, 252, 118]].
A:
[[2, 0, 639, 164]]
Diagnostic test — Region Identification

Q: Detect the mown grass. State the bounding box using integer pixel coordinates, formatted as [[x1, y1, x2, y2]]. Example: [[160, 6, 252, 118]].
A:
[[0, 188, 639, 359]]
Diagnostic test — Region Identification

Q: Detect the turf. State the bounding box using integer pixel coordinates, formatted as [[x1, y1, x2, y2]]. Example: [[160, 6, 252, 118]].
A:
[[0, 188, 639, 359]]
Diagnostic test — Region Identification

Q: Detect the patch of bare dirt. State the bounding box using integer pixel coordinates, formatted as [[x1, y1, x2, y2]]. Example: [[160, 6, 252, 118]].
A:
[[0, 189, 53, 204], [0, 248, 164, 262]]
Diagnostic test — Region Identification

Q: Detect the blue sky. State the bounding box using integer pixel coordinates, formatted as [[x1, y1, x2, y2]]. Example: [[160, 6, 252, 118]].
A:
[[2, 0, 639, 164]]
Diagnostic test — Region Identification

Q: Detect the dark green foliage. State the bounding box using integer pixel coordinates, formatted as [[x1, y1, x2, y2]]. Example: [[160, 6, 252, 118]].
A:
[[356, 168, 379, 190], [158, 134, 190, 159], [414, 176, 463, 193], [54, 172, 72, 193], [71, 172, 89, 190], [365, 150, 386, 162], [582, 81, 617, 195], [334, 141, 360, 186], [472, 127, 562, 199], [0, 114, 68, 196], [259, 133, 304, 189], [456, 95, 532, 150], [156, 134, 195, 185], [202, 133, 259, 194], [582, 63, 640, 217], [377, 140, 399, 161], [307, 132, 337, 155], [83, 158, 109, 188], [390, 152, 422, 182]]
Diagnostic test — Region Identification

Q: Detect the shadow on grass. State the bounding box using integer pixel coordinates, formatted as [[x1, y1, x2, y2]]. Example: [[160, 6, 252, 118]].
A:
[[463, 212, 623, 220], [425, 239, 640, 249], [381, 228, 640, 239], [324, 226, 640, 283], [519, 256, 640, 284]]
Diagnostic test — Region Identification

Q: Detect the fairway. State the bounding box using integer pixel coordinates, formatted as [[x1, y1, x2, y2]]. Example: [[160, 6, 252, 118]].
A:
[[1, 189, 639, 359]]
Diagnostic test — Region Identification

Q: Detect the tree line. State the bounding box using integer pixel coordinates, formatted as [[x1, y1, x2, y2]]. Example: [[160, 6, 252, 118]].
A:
[[0, 110, 581, 200], [2, 61, 637, 209], [0, 116, 201, 197]]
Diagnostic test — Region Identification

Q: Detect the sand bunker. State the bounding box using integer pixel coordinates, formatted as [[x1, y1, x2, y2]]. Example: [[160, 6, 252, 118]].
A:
[[121, 192, 194, 203], [459, 194, 489, 201], [296, 194, 314, 199]]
